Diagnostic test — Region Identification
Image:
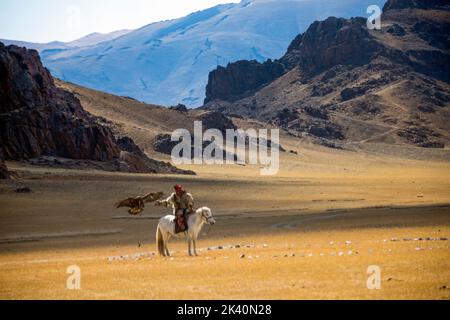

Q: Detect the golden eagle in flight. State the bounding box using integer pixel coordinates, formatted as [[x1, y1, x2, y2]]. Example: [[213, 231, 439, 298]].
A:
[[115, 191, 164, 215]]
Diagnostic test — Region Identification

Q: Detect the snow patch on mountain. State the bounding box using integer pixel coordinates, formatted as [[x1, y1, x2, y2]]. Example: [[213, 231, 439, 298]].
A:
[[40, 0, 386, 107]]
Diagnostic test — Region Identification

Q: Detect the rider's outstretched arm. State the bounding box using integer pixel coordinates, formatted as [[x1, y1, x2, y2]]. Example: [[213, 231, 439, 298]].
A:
[[156, 193, 175, 208]]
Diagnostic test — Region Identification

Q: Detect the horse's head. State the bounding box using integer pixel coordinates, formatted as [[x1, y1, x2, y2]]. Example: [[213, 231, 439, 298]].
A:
[[200, 207, 216, 226]]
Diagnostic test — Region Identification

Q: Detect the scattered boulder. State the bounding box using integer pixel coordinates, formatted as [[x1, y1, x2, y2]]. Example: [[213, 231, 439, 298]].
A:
[[15, 187, 32, 193], [122, 96, 139, 102], [340, 87, 368, 102], [386, 23, 406, 36], [272, 108, 299, 126], [304, 106, 329, 120], [350, 97, 383, 116], [308, 124, 345, 140], [169, 104, 188, 113]]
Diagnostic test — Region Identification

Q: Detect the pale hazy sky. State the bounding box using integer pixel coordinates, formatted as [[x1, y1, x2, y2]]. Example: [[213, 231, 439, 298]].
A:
[[0, 0, 241, 43]]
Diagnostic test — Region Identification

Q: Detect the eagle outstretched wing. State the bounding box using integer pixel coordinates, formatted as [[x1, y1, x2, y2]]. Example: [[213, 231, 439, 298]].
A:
[[115, 191, 164, 215], [142, 191, 164, 203]]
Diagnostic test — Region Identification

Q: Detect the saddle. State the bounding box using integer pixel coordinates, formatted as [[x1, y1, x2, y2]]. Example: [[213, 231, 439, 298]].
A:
[[175, 209, 193, 234]]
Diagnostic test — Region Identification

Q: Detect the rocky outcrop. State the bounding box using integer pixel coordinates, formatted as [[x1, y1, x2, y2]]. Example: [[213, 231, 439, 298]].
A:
[[0, 149, 10, 179], [283, 11, 449, 82], [0, 43, 192, 174], [197, 111, 237, 135], [116, 137, 195, 174], [0, 159, 9, 179], [272, 108, 300, 127], [169, 103, 188, 113], [154, 111, 237, 159], [0, 43, 120, 161], [204, 59, 285, 104], [153, 134, 177, 156], [281, 17, 383, 76]]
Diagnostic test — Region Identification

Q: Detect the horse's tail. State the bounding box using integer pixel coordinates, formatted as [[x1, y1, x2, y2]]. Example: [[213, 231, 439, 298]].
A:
[[156, 225, 165, 256]]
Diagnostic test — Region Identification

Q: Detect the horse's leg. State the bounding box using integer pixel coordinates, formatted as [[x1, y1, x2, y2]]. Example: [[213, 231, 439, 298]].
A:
[[164, 233, 171, 257], [193, 239, 198, 256], [165, 244, 170, 257], [188, 237, 193, 256]]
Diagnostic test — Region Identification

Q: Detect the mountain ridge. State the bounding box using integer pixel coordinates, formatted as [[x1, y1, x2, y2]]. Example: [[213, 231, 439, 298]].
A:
[[0, 29, 131, 53], [30, 0, 385, 107]]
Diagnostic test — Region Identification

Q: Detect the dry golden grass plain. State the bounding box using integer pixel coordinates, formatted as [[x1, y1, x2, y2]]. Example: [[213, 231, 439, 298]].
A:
[[0, 139, 449, 299], [1, 225, 449, 300]]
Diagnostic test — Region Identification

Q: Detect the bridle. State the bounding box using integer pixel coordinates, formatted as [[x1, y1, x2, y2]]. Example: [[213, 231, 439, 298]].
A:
[[201, 209, 214, 223]]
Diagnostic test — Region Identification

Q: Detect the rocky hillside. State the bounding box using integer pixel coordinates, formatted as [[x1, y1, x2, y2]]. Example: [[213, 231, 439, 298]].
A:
[[0, 43, 193, 175], [56, 77, 244, 164], [204, 0, 450, 149]]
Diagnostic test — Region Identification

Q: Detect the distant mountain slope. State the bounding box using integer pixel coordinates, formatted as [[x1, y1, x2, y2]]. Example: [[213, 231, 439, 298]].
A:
[[65, 30, 131, 48], [204, 0, 450, 149], [39, 0, 385, 107], [0, 39, 67, 52], [0, 30, 131, 52]]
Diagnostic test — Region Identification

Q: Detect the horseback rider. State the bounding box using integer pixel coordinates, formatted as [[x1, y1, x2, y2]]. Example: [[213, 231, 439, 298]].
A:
[[156, 184, 194, 233]]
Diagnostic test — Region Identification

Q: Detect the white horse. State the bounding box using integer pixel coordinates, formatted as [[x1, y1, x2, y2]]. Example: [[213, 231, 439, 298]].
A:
[[156, 207, 215, 257]]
